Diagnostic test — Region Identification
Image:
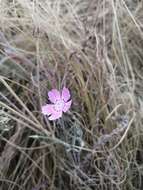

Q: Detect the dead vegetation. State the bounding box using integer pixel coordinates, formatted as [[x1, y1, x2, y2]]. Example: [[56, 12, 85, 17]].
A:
[[0, 0, 143, 190]]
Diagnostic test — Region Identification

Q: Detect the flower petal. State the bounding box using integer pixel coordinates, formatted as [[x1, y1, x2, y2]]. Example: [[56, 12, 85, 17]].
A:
[[48, 110, 62, 120], [62, 100, 72, 112], [42, 104, 54, 115], [48, 89, 61, 103], [62, 87, 71, 102]]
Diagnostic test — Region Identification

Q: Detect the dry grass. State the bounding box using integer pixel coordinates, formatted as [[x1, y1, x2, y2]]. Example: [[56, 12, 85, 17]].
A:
[[0, 0, 143, 190]]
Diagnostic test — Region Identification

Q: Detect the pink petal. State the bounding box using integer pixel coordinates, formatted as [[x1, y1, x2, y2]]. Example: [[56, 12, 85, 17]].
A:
[[62, 100, 72, 113], [48, 110, 62, 120], [62, 87, 71, 102], [42, 104, 54, 115], [48, 89, 61, 103]]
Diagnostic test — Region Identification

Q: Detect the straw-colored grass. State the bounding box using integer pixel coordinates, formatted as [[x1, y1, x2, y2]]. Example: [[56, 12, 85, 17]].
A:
[[0, 0, 143, 190]]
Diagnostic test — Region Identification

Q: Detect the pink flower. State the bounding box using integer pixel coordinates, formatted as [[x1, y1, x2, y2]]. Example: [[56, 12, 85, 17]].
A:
[[42, 87, 72, 120]]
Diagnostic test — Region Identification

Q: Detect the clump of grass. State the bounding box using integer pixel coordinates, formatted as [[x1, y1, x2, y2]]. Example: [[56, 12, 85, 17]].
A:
[[0, 0, 143, 190]]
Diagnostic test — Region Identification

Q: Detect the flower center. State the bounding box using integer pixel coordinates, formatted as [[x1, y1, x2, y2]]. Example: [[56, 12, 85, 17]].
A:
[[54, 100, 64, 111]]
